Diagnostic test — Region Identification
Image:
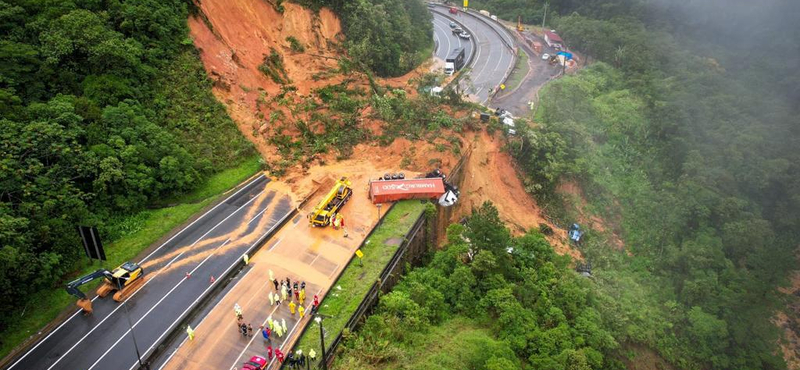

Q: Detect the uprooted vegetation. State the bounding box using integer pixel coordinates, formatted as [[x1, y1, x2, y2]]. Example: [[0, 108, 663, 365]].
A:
[[258, 48, 291, 85], [256, 73, 477, 176]]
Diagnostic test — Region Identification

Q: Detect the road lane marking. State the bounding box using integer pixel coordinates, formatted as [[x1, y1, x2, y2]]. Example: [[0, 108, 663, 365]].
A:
[[45, 190, 267, 370], [6, 174, 266, 370], [129, 209, 293, 370]]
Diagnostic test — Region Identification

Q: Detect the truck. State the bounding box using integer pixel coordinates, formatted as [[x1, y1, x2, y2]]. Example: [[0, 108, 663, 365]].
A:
[[368, 169, 460, 207], [308, 177, 353, 227], [449, 6, 458, 14], [65, 261, 146, 314], [444, 47, 466, 75]]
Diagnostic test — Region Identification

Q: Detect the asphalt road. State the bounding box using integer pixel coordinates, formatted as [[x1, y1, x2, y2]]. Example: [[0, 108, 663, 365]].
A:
[[432, 13, 473, 63], [431, 7, 515, 104], [493, 33, 563, 116], [4, 174, 294, 370]]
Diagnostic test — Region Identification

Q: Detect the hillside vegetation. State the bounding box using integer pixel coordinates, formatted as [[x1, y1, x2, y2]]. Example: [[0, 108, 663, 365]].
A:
[[335, 202, 619, 370], [0, 0, 253, 340], [291, 0, 433, 76], [499, 0, 799, 369]]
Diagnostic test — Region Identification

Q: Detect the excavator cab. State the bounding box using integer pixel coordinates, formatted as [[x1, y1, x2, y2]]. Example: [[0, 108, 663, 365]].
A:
[[65, 261, 146, 315]]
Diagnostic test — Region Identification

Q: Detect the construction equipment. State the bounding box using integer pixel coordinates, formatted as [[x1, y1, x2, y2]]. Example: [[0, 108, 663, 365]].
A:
[[308, 177, 353, 227], [517, 15, 523, 32], [65, 261, 146, 314]]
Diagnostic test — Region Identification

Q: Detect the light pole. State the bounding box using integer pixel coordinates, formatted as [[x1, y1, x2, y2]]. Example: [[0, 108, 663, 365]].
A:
[[117, 280, 149, 370], [314, 315, 329, 370]]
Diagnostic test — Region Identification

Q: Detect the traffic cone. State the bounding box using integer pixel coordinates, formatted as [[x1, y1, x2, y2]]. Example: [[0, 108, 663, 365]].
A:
[[210, 275, 216, 284], [186, 272, 191, 278]]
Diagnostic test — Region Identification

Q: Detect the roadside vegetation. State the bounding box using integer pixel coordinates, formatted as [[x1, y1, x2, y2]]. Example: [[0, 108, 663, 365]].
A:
[[0, 156, 262, 359], [334, 202, 618, 370], [291, 0, 433, 77], [293, 200, 429, 364], [504, 49, 530, 92], [0, 0, 255, 356], [260, 74, 474, 176], [492, 0, 799, 369]]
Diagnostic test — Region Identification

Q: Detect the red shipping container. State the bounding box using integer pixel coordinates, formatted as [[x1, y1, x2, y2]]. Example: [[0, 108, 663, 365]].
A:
[[369, 178, 445, 204]]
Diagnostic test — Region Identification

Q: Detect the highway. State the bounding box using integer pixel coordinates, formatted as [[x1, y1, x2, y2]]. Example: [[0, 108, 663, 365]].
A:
[[4, 174, 294, 370], [430, 7, 515, 104]]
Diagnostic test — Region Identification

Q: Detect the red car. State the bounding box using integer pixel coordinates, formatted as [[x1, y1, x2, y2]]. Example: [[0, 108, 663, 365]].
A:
[[242, 355, 267, 370], [449, 6, 458, 14]]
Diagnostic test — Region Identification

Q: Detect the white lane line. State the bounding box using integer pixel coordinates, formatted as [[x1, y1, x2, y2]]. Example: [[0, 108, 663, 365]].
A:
[[259, 288, 324, 370], [139, 175, 266, 264], [227, 303, 281, 370], [130, 210, 291, 370], [268, 237, 283, 252], [91, 238, 234, 370], [432, 20, 451, 58], [45, 189, 266, 370], [6, 174, 266, 370], [104, 200, 273, 370]]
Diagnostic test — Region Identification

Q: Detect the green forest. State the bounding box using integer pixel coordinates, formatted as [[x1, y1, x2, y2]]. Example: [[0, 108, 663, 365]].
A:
[[503, 0, 799, 369], [0, 0, 255, 343], [291, 0, 433, 76], [335, 203, 619, 370]]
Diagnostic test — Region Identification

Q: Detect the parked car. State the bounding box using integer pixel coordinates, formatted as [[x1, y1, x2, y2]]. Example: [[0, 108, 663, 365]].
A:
[[242, 356, 267, 370], [458, 31, 471, 39], [541, 53, 550, 60], [449, 21, 457, 28]]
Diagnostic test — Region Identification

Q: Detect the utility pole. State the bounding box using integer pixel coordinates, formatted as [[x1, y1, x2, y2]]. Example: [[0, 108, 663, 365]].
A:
[[118, 280, 149, 370], [542, 2, 549, 29]]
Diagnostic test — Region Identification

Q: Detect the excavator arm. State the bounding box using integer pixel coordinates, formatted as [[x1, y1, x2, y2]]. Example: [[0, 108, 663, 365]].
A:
[[65, 269, 110, 300]]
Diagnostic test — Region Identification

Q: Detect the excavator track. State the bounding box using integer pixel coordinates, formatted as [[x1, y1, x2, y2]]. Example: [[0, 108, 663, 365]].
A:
[[113, 276, 146, 302]]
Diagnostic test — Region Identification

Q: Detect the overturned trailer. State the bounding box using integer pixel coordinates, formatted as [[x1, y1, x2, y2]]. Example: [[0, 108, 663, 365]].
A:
[[369, 170, 460, 206]]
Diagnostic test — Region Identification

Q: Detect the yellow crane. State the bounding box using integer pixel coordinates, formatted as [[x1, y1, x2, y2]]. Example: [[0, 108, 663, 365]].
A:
[[308, 177, 353, 227]]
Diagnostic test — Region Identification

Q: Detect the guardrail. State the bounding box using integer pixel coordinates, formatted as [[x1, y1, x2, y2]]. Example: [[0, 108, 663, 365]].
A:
[[147, 183, 320, 368], [430, 8, 478, 90]]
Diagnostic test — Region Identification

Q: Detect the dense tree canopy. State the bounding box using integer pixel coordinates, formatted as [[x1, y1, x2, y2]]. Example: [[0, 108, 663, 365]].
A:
[[293, 0, 433, 76], [0, 0, 253, 334], [501, 0, 799, 369], [336, 202, 620, 370]]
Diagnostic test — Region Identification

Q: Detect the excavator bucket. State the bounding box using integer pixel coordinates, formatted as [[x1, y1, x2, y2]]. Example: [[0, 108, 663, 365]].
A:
[[77, 298, 93, 315]]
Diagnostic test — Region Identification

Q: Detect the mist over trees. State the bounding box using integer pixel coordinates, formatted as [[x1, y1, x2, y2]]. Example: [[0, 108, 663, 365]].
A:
[[496, 0, 799, 368]]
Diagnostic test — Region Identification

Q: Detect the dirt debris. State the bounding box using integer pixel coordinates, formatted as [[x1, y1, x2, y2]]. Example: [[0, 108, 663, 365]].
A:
[[455, 130, 582, 260], [557, 181, 626, 252]]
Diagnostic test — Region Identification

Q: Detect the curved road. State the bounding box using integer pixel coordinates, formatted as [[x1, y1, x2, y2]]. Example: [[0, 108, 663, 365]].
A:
[[4, 175, 293, 370], [431, 8, 514, 104]]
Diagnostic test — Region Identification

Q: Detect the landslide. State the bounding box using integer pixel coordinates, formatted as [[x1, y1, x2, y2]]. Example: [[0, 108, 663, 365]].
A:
[[189, 0, 345, 160], [188, 0, 579, 260]]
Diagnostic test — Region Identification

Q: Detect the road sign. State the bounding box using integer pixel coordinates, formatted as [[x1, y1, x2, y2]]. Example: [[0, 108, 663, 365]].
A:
[[463, 0, 468, 8], [77, 225, 106, 261], [355, 249, 364, 258]]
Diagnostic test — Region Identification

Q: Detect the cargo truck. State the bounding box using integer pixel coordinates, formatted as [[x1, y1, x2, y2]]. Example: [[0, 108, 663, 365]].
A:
[[444, 47, 466, 76]]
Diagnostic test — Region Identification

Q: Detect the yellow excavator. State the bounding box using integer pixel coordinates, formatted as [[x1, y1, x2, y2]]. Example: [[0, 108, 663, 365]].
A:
[[308, 177, 353, 227], [65, 262, 146, 314]]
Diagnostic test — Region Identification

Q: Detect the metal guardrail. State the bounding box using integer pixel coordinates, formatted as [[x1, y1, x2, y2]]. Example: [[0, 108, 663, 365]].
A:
[[148, 182, 320, 368], [430, 8, 478, 90]]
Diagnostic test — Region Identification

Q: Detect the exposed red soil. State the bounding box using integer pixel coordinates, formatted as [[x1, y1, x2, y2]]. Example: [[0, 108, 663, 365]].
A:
[[455, 130, 582, 260], [557, 180, 627, 253], [776, 254, 800, 370], [188, 0, 576, 261], [189, 0, 346, 161]]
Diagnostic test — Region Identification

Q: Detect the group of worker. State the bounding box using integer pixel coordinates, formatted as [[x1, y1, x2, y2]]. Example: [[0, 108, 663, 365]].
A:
[[265, 346, 316, 368], [230, 270, 324, 367]]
